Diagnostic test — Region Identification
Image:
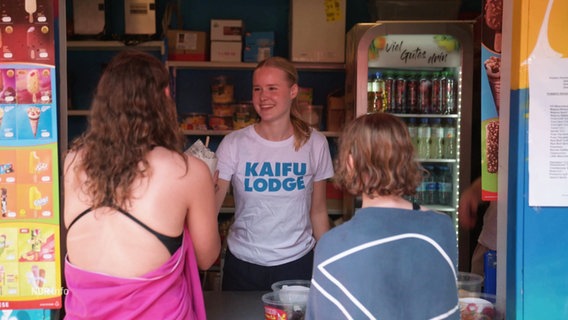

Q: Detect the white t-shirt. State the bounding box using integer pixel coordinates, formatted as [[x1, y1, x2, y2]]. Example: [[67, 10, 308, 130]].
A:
[[216, 125, 334, 266]]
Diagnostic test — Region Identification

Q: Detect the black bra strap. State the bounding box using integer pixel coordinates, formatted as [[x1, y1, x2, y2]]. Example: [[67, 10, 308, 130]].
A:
[[67, 207, 94, 230]]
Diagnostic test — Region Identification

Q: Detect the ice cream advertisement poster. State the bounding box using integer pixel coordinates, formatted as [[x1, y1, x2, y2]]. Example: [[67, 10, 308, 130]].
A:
[[0, 0, 55, 64], [368, 34, 462, 69], [480, 0, 503, 201], [0, 146, 58, 222], [0, 145, 61, 309], [0, 64, 56, 146], [0, 223, 61, 310]]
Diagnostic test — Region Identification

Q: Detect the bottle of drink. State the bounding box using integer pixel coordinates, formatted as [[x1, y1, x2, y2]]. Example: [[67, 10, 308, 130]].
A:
[[367, 73, 378, 113], [423, 165, 437, 205], [406, 72, 419, 114], [415, 175, 426, 204], [442, 71, 456, 115], [407, 118, 418, 153], [418, 71, 432, 114], [374, 72, 387, 112], [443, 118, 457, 159], [417, 117, 431, 159], [429, 118, 444, 159], [394, 71, 407, 114], [436, 165, 452, 206], [431, 72, 442, 114], [384, 71, 395, 113]]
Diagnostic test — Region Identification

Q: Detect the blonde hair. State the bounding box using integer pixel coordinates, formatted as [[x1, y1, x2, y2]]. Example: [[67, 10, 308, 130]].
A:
[[254, 57, 311, 151], [334, 113, 424, 197]]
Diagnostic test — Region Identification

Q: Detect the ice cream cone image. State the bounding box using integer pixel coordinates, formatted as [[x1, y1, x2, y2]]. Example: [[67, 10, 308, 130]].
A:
[[0, 108, 4, 128], [27, 106, 40, 137], [484, 56, 501, 114]]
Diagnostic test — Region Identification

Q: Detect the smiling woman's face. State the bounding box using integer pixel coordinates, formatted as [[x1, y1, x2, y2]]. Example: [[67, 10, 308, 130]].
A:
[[252, 66, 298, 124]]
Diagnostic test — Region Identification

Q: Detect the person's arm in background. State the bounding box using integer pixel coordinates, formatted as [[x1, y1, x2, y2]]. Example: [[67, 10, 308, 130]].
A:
[[458, 177, 482, 229], [310, 180, 331, 240]]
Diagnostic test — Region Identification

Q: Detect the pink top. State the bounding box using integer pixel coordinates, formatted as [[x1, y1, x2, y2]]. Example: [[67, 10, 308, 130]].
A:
[[64, 228, 206, 320]]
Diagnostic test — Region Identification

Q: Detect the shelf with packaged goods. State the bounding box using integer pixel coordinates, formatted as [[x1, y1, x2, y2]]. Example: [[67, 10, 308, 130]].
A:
[[66, 40, 166, 55]]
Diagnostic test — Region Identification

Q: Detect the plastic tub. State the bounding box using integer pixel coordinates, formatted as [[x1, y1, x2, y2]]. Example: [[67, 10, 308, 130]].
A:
[[262, 290, 308, 320], [457, 271, 484, 294], [271, 279, 311, 292], [459, 292, 500, 320]]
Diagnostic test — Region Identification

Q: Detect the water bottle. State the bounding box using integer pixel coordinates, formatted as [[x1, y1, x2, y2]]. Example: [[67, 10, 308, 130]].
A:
[[417, 118, 431, 159], [423, 165, 437, 205], [443, 118, 457, 159], [429, 118, 444, 159], [407, 118, 418, 153], [437, 165, 452, 206]]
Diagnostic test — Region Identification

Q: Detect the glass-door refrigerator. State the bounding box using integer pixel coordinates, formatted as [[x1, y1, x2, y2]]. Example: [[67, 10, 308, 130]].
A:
[[345, 21, 474, 243], [0, 0, 62, 317]]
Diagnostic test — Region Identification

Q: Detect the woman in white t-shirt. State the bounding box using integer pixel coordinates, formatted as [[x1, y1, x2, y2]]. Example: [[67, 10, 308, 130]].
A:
[[215, 57, 334, 291]]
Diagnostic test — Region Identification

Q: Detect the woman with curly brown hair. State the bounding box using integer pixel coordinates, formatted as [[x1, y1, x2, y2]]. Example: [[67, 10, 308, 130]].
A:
[[306, 112, 459, 319], [63, 50, 220, 319]]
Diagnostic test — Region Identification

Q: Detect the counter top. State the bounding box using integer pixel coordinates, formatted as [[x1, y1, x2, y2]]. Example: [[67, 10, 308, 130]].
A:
[[204, 290, 267, 320]]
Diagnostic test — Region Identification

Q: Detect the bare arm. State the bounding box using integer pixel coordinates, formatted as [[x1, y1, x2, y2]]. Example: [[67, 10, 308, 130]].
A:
[[458, 177, 482, 230], [215, 178, 231, 214], [310, 180, 331, 240], [186, 158, 221, 270]]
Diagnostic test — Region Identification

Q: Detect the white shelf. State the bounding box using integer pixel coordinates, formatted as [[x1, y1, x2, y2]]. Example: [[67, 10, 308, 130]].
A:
[[67, 40, 165, 54], [67, 110, 91, 116], [167, 60, 345, 71]]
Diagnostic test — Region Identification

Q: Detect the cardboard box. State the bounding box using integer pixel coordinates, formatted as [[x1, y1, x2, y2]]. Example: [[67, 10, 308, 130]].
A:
[[210, 19, 244, 41], [124, 0, 156, 35], [243, 45, 273, 62], [210, 41, 242, 62], [244, 32, 275, 47], [290, 0, 346, 63], [166, 30, 208, 61]]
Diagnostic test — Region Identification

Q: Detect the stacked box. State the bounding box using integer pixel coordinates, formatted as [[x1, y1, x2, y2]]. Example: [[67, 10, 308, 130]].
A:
[[210, 19, 243, 62], [290, 0, 346, 63], [243, 32, 275, 62], [166, 30, 208, 61]]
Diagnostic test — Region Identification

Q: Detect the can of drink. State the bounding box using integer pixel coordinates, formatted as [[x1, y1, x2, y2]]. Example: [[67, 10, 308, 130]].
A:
[[406, 72, 419, 114], [418, 72, 432, 114], [431, 72, 442, 114], [394, 72, 407, 113]]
